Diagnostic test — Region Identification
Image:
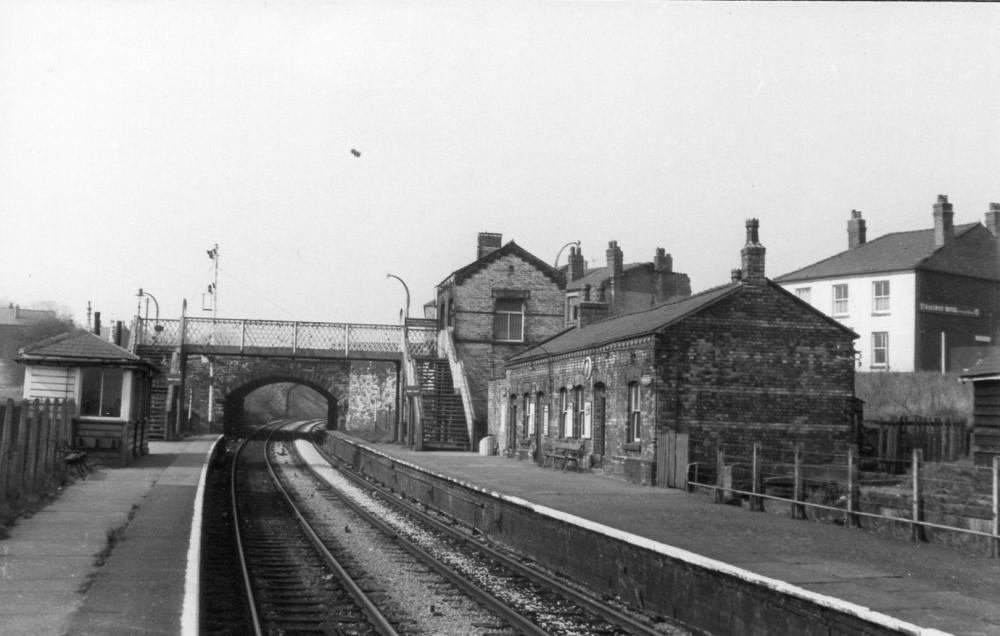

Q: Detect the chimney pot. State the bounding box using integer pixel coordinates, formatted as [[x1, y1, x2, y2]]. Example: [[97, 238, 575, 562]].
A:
[[606, 241, 624, 314], [933, 195, 954, 247], [848, 209, 867, 249]]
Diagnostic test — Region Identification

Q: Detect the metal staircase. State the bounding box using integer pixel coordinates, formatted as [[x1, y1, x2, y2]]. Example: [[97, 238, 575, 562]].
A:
[[414, 357, 469, 450]]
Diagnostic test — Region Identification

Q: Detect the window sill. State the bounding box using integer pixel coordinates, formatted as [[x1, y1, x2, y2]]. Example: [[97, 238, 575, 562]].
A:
[[622, 442, 642, 453]]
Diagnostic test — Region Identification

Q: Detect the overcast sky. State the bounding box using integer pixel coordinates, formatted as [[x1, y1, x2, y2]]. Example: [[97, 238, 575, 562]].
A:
[[2, 1, 999, 328]]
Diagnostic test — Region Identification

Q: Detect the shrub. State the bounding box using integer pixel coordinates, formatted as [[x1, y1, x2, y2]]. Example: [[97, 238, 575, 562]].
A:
[[856, 372, 972, 421]]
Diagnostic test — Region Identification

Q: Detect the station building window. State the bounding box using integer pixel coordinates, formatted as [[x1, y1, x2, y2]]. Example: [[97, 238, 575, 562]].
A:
[[832, 284, 849, 317], [872, 332, 889, 368], [559, 388, 571, 437], [494, 298, 524, 342], [872, 280, 890, 314], [627, 382, 641, 443]]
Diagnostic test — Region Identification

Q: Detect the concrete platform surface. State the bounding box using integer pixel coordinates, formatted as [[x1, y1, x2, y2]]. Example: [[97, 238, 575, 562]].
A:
[[0, 436, 217, 636], [364, 441, 1000, 636]]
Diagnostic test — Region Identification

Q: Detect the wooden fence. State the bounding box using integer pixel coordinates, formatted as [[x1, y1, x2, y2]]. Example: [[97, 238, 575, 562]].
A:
[[0, 399, 76, 514], [860, 417, 969, 472]]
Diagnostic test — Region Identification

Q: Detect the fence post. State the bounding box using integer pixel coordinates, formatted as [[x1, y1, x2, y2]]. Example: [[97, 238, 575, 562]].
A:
[[912, 448, 926, 543], [992, 455, 999, 559], [793, 443, 804, 520], [751, 442, 762, 512], [715, 444, 724, 504], [847, 444, 859, 528], [0, 400, 14, 506]]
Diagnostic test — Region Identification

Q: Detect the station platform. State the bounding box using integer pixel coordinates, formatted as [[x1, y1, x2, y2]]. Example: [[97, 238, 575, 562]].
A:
[[1, 432, 997, 635], [0, 435, 218, 636]]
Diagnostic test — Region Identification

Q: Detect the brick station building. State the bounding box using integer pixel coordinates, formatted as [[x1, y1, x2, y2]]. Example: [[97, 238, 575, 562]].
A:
[[488, 220, 859, 487]]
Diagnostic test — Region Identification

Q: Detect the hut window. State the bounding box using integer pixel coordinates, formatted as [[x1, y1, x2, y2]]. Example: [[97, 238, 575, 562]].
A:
[[80, 367, 123, 417]]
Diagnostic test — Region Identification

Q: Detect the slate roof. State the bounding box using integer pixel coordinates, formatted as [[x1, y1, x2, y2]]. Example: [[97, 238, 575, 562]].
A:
[[959, 347, 1000, 379], [438, 240, 565, 288], [775, 223, 992, 283], [565, 262, 646, 292], [17, 329, 147, 367], [509, 282, 742, 362]]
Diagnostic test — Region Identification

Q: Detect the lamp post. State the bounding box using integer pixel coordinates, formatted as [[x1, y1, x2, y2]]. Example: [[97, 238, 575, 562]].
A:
[[553, 240, 581, 269], [385, 273, 411, 322], [136, 288, 162, 342]]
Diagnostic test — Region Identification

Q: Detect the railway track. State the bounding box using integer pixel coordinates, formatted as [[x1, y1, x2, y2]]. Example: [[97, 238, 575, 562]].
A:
[[201, 420, 694, 635]]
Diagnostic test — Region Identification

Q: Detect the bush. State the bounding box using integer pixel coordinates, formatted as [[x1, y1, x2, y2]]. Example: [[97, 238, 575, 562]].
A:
[[856, 372, 972, 421]]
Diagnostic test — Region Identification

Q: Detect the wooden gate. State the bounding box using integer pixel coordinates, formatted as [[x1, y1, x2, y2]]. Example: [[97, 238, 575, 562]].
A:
[[656, 431, 689, 488]]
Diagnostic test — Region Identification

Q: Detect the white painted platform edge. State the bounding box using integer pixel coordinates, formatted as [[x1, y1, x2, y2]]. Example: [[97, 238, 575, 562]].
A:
[[182, 435, 224, 636]]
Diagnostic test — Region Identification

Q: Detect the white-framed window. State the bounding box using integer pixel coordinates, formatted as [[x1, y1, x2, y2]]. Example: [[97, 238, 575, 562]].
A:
[[872, 280, 890, 314], [527, 400, 536, 436], [795, 287, 811, 303], [573, 386, 584, 438], [582, 401, 592, 439], [627, 382, 641, 443], [493, 298, 524, 342], [872, 332, 889, 368], [832, 284, 849, 316], [522, 394, 531, 439], [80, 367, 123, 417], [542, 403, 550, 436]]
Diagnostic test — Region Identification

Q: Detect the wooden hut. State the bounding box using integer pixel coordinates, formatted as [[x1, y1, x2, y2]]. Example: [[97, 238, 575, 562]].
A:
[[17, 329, 155, 466], [960, 349, 1000, 466]]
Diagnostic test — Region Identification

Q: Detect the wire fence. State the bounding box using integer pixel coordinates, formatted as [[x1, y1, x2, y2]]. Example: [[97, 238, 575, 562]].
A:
[[688, 441, 1000, 557]]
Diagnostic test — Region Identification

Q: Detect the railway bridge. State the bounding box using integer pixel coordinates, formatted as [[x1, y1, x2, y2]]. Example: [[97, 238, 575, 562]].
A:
[[130, 315, 472, 450]]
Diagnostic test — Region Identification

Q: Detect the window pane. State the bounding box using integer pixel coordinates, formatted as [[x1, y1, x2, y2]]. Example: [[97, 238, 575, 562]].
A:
[[80, 367, 102, 416], [509, 313, 523, 340], [101, 368, 123, 416]]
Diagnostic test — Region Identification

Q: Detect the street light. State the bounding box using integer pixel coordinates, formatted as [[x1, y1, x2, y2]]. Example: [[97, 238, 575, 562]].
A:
[[136, 288, 163, 332], [553, 240, 581, 269], [385, 274, 411, 322]]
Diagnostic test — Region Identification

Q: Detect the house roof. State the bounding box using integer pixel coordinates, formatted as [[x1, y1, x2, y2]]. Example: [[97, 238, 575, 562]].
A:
[[565, 262, 646, 292], [959, 347, 1000, 379], [438, 240, 565, 288], [17, 329, 148, 367], [774, 223, 988, 283], [509, 282, 743, 362]]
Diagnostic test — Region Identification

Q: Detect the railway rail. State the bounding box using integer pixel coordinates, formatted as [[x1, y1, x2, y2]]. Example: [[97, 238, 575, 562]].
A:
[[200, 420, 694, 635]]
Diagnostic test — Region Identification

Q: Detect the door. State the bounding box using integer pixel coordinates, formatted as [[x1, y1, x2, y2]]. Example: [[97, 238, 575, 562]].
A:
[[656, 431, 689, 489]]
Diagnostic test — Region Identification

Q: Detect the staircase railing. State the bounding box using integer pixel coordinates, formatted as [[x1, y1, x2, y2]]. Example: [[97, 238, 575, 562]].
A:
[[399, 323, 423, 450], [438, 328, 476, 448]]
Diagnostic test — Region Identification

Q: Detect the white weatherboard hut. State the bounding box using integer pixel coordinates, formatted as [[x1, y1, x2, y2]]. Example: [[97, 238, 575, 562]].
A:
[[18, 329, 155, 466]]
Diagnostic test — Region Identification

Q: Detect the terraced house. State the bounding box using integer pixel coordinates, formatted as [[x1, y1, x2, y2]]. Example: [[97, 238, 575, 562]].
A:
[[775, 195, 1000, 372]]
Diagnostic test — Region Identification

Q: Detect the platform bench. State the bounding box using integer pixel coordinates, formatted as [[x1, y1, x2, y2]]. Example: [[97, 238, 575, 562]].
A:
[[543, 440, 586, 471]]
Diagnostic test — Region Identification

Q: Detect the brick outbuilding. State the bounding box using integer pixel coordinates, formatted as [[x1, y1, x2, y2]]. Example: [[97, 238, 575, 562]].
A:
[[490, 220, 859, 487]]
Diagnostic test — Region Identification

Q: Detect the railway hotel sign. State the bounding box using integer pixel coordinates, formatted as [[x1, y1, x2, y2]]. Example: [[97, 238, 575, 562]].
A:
[[918, 302, 981, 318]]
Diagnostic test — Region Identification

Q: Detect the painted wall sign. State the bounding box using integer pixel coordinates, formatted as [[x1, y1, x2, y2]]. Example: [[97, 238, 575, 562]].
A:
[[919, 302, 980, 318]]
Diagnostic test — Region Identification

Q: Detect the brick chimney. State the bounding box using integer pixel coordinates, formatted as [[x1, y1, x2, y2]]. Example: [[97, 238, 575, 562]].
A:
[[477, 232, 502, 259], [577, 284, 609, 328], [606, 241, 624, 313], [986, 203, 1000, 238], [933, 195, 954, 247], [740, 218, 766, 284], [848, 209, 867, 249], [654, 247, 672, 273], [567, 246, 586, 281]]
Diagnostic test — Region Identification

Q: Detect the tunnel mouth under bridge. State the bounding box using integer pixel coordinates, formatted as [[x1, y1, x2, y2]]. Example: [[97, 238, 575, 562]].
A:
[[223, 376, 339, 436]]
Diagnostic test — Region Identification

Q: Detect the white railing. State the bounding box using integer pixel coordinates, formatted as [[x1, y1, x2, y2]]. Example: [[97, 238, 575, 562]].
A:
[[132, 316, 438, 358], [438, 328, 476, 444]]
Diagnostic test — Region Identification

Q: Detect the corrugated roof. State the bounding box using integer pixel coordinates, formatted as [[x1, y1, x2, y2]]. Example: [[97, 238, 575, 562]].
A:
[[17, 329, 144, 365], [775, 223, 982, 282], [510, 282, 742, 362]]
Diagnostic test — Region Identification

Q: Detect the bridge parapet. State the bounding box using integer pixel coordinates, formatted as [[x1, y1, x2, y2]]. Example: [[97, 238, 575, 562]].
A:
[[133, 317, 437, 358]]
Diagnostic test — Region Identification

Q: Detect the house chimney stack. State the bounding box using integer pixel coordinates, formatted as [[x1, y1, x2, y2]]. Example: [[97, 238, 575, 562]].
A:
[[848, 209, 867, 249], [93, 311, 102, 336], [986, 203, 1000, 238], [606, 240, 624, 313], [477, 232, 502, 259], [654, 247, 672, 273], [740, 218, 766, 284], [567, 246, 585, 281], [933, 195, 954, 247]]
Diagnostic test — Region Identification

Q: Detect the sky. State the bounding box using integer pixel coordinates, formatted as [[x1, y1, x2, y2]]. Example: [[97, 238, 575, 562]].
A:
[[2, 1, 1000, 328]]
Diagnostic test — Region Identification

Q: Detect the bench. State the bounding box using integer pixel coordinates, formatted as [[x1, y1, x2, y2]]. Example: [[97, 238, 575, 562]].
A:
[[543, 440, 586, 471], [58, 441, 89, 479]]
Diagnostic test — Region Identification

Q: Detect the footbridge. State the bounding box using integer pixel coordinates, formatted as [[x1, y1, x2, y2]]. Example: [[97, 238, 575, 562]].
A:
[[130, 316, 472, 451]]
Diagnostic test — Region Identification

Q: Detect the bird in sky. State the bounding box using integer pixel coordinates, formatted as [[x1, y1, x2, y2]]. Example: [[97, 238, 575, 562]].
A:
[[350, 149, 361, 157]]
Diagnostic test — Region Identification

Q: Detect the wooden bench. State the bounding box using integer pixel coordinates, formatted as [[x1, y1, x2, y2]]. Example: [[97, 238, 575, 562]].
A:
[[58, 441, 89, 479], [543, 440, 586, 471]]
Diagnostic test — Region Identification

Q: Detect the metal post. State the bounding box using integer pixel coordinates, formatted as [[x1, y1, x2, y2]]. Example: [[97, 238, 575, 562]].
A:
[[751, 442, 762, 512], [847, 444, 859, 528], [793, 443, 804, 520], [992, 455, 999, 558], [912, 448, 926, 542], [715, 444, 724, 504]]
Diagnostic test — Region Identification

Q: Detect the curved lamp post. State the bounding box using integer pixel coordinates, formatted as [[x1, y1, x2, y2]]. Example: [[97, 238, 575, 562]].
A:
[[385, 273, 411, 321], [136, 288, 163, 333], [553, 240, 581, 269]]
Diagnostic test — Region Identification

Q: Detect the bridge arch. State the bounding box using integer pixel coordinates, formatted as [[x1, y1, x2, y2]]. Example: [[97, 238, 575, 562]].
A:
[[223, 373, 341, 435]]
